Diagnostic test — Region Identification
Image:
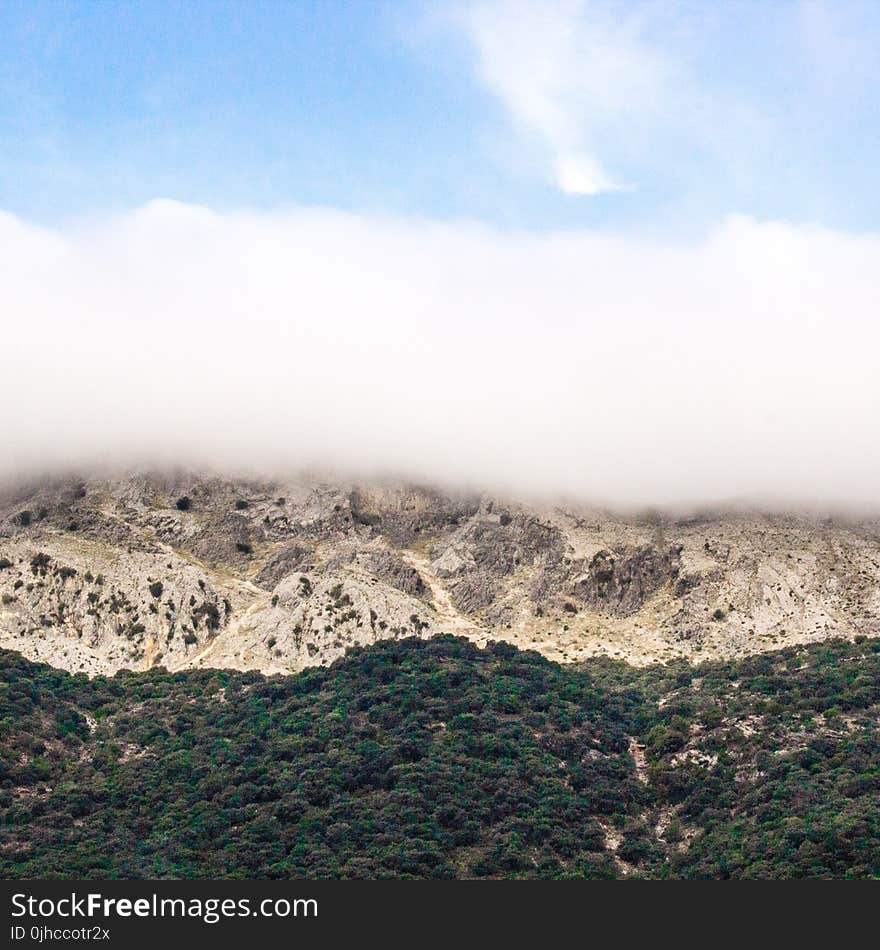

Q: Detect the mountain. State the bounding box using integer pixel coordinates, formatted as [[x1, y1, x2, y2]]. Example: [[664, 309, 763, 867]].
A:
[[1, 470, 879, 677]]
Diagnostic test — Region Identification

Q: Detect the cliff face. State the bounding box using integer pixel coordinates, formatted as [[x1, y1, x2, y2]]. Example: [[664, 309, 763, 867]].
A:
[[1, 471, 879, 676]]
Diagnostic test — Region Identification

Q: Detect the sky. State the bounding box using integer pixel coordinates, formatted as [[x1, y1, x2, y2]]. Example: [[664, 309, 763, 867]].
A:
[[1, 1, 879, 507], [4, 0, 880, 231]]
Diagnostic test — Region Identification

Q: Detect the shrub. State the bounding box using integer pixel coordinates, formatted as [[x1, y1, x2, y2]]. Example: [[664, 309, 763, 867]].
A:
[[30, 553, 51, 576], [175, 497, 191, 511], [192, 602, 221, 632]]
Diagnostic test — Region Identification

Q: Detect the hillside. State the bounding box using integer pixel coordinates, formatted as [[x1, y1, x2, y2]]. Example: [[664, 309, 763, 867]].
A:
[[2, 471, 880, 677], [2, 635, 879, 879]]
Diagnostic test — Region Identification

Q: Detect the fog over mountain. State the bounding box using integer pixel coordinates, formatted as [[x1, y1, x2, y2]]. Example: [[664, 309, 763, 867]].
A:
[[3, 201, 878, 509]]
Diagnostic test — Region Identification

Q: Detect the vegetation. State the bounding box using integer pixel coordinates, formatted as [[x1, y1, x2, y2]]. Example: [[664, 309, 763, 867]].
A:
[[0, 636, 878, 879]]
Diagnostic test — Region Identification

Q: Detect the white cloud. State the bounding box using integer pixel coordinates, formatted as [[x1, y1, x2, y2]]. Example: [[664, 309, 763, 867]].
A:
[[554, 152, 621, 195], [1, 202, 880, 509], [450, 0, 670, 194]]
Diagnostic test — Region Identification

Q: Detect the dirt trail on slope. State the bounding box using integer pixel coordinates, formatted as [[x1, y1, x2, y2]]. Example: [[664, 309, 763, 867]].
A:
[[183, 585, 272, 671], [400, 549, 485, 640], [628, 737, 649, 784]]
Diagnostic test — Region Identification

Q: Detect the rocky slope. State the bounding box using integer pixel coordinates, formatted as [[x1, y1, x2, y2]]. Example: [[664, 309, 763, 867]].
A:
[[1, 471, 879, 676]]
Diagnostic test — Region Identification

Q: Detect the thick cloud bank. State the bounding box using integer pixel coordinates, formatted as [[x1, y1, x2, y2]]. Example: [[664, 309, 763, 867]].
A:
[[2, 201, 879, 507]]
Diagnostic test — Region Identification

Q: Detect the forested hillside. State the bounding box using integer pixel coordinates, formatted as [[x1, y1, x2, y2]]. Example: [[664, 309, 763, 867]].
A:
[[2, 636, 878, 878]]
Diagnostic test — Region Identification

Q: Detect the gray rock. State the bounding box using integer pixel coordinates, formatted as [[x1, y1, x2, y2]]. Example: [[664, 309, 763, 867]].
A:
[[568, 545, 683, 616]]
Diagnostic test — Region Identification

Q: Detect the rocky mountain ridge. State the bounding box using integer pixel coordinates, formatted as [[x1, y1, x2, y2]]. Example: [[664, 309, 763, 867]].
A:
[[1, 471, 879, 676]]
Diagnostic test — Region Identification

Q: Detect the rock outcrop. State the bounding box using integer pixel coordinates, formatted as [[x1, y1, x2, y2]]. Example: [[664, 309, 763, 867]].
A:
[[1, 471, 879, 674]]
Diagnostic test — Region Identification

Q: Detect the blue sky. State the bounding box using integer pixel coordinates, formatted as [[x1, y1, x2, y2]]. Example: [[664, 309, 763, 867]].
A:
[[3, 0, 880, 232]]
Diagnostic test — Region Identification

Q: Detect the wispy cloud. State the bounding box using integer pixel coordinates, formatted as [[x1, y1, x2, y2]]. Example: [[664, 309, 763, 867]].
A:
[[450, 0, 671, 195], [442, 0, 880, 222]]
